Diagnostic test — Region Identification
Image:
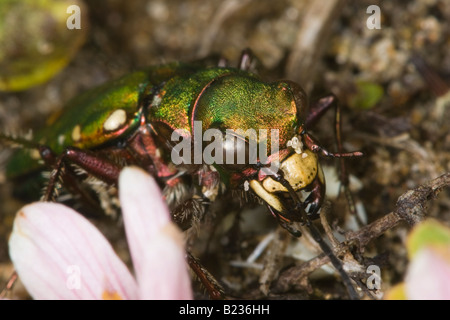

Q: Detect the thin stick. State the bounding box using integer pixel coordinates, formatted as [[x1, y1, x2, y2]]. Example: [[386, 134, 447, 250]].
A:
[[272, 172, 450, 294], [0, 271, 18, 298]]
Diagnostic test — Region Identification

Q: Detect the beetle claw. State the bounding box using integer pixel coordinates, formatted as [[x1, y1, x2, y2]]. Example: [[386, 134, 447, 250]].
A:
[[304, 195, 321, 219]]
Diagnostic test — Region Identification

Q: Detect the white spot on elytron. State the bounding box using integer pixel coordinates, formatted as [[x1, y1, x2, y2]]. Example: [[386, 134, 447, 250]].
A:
[[72, 125, 81, 142], [286, 136, 303, 154], [58, 134, 65, 146], [244, 180, 250, 191], [302, 152, 308, 158], [103, 109, 127, 132], [151, 94, 162, 107]]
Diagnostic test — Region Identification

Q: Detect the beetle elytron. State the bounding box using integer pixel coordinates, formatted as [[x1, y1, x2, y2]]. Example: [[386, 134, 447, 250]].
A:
[[3, 50, 362, 298]]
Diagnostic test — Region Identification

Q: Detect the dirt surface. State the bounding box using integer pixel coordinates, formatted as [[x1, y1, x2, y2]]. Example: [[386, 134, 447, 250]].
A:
[[0, 0, 449, 300]]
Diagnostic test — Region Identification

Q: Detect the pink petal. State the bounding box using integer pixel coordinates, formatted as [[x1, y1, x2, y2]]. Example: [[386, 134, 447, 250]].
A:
[[119, 166, 192, 299], [405, 248, 450, 300], [138, 224, 194, 299], [9, 202, 139, 300]]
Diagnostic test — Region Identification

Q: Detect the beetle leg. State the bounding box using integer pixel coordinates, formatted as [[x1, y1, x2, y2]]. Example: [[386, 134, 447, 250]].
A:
[[41, 146, 122, 202], [39, 149, 104, 214], [302, 131, 362, 158], [186, 251, 225, 299], [303, 94, 362, 218], [305, 94, 336, 129], [61, 147, 121, 184], [171, 196, 205, 231], [266, 205, 303, 237], [305, 93, 362, 164], [303, 131, 362, 221], [303, 166, 326, 219], [40, 146, 66, 201]]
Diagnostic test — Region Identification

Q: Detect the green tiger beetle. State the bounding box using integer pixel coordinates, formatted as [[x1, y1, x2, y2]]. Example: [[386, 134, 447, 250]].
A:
[[2, 49, 363, 299]]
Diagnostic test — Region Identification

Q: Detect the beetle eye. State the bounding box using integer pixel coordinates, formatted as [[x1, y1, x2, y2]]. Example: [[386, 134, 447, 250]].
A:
[[283, 80, 308, 124]]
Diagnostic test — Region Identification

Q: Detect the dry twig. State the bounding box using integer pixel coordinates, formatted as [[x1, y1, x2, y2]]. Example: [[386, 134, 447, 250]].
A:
[[272, 172, 450, 294]]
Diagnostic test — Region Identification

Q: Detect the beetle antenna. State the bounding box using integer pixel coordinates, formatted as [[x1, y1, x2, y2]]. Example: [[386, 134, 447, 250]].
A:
[[306, 218, 360, 300], [273, 171, 360, 300], [0, 130, 41, 150], [303, 132, 363, 158]]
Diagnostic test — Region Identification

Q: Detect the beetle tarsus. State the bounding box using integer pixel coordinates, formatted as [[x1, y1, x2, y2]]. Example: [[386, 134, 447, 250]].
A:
[[186, 251, 226, 299]]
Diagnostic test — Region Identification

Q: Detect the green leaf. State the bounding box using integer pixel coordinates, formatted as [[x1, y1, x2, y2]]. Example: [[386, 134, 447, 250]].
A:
[[407, 219, 450, 259], [0, 0, 87, 91], [348, 81, 384, 110]]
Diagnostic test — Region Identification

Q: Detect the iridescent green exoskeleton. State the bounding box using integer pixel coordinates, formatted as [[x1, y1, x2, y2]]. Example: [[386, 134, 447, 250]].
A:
[[3, 50, 362, 299]]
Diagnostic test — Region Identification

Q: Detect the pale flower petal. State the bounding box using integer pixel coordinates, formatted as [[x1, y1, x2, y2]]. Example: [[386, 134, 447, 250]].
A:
[[119, 166, 192, 299], [405, 247, 450, 300], [138, 224, 193, 300], [9, 202, 139, 300]]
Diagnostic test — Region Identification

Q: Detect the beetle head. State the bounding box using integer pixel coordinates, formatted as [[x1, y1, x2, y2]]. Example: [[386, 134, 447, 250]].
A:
[[246, 143, 324, 228]]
